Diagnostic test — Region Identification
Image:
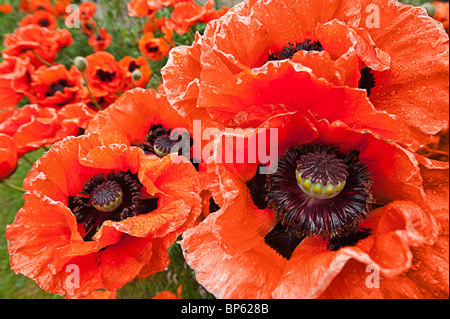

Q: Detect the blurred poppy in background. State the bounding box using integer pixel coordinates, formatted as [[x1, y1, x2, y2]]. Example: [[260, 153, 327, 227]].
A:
[[139, 28, 174, 60], [83, 51, 126, 97], [19, 10, 58, 29], [119, 56, 152, 89], [3, 25, 73, 67], [26, 64, 83, 107], [0, 3, 13, 14], [88, 28, 113, 52]]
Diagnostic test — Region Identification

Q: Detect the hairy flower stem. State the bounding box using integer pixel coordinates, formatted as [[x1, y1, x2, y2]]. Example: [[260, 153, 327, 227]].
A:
[[0, 179, 25, 193], [81, 71, 103, 111], [31, 50, 53, 67]]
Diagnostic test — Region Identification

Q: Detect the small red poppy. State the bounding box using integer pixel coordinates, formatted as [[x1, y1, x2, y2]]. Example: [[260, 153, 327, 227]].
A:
[[83, 51, 126, 97], [0, 3, 13, 14], [127, 0, 174, 17], [167, 0, 229, 35], [3, 25, 73, 67], [138, 29, 174, 61], [88, 28, 113, 52], [119, 56, 152, 89], [28, 0, 54, 13], [432, 1, 449, 33], [142, 17, 168, 34], [19, 10, 58, 29], [54, 0, 72, 17], [81, 17, 97, 36], [79, 1, 97, 20], [26, 64, 83, 108]]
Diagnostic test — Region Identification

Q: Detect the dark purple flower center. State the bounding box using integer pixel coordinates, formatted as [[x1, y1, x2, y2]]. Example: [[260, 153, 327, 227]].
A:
[[135, 124, 193, 160], [96, 70, 115, 82], [89, 180, 123, 212], [146, 44, 159, 53], [358, 66, 376, 96], [68, 170, 158, 241], [38, 19, 50, 28], [128, 61, 140, 72], [246, 144, 373, 259], [46, 79, 71, 97], [268, 39, 323, 61]]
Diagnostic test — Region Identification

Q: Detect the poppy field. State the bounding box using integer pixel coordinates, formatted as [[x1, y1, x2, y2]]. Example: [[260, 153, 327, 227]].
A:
[[0, 0, 449, 300]]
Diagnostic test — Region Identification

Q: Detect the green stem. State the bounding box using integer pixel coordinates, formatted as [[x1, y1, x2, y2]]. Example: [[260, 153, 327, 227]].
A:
[[31, 50, 53, 67], [161, 35, 175, 48], [0, 180, 25, 193], [21, 154, 34, 166], [81, 71, 103, 111], [61, 50, 73, 64]]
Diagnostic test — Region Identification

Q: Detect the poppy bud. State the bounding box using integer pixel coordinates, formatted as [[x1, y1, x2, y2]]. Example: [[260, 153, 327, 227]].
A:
[[132, 69, 142, 81], [74, 56, 87, 72]]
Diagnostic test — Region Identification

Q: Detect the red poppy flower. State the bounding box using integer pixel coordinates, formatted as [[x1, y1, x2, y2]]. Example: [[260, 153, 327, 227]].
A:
[[142, 17, 168, 34], [3, 25, 73, 67], [153, 285, 182, 299], [0, 55, 33, 111], [26, 64, 83, 108], [0, 103, 95, 156], [88, 28, 113, 52], [167, 0, 229, 34], [180, 109, 447, 298], [0, 133, 17, 180], [83, 51, 126, 97], [119, 56, 152, 89], [81, 17, 97, 36], [19, 10, 58, 29], [54, 0, 72, 17], [78, 1, 97, 20], [128, 0, 156, 17], [432, 1, 449, 33], [86, 88, 195, 159], [162, 0, 449, 151], [85, 88, 221, 232], [167, 0, 209, 35], [0, 3, 13, 14], [27, 0, 54, 13], [138, 29, 174, 61], [18, 0, 31, 12], [127, 0, 176, 17], [6, 131, 202, 298]]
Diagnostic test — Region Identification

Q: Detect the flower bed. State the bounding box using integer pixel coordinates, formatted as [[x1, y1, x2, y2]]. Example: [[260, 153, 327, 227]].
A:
[[0, 0, 448, 300]]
